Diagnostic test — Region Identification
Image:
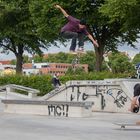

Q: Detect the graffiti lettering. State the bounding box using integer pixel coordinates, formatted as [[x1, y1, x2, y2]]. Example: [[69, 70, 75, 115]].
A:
[[101, 94, 106, 110], [70, 86, 97, 101], [70, 94, 75, 101], [48, 104, 69, 117], [82, 93, 89, 101], [82, 93, 97, 101]]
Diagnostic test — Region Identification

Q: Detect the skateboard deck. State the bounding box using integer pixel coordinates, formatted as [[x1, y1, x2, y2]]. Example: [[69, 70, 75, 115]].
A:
[[69, 52, 86, 55], [114, 122, 139, 129]]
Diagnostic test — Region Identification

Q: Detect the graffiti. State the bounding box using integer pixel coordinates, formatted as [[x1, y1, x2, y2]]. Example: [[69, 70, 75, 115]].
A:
[[69, 86, 128, 110], [70, 86, 98, 101], [72, 86, 74, 92], [82, 93, 97, 101], [77, 87, 81, 101], [82, 93, 88, 101], [96, 85, 107, 95], [101, 94, 106, 110], [70, 86, 81, 101], [107, 88, 128, 108], [48, 104, 69, 117], [70, 92, 97, 101]]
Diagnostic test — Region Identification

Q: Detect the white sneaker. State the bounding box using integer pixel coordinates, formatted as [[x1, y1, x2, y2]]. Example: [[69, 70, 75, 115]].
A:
[[77, 47, 86, 54], [77, 47, 84, 52]]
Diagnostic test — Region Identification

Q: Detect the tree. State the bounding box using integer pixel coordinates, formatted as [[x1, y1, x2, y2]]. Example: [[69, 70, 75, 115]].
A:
[[30, 0, 140, 71], [0, 0, 48, 74], [79, 51, 96, 71], [132, 53, 140, 65], [100, 0, 140, 30], [66, 66, 86, 75], [24, 51, 96, 71], [108, 52, 133, 73], [47, 52, 70, 63]]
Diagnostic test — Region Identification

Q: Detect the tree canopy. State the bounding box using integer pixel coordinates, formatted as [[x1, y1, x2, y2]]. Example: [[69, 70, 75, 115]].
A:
[[29, 0, 140, 71], [132, 53, 140, 65], [0, 0, 140, 73], [108, 52, 134, 73], [100, 0, 140, 30], [0, 0, 48, 74]]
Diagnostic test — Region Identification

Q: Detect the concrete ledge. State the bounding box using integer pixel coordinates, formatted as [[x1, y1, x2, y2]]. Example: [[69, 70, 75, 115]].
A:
[[1, 100, 94, 117], [7, 84, 40, 98]]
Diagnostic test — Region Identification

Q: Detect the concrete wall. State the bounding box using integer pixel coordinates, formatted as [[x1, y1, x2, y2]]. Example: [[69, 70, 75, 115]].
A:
[[2, 100, 93, 117], [43, 79, 140, 113], [1, 79, 140, 116]]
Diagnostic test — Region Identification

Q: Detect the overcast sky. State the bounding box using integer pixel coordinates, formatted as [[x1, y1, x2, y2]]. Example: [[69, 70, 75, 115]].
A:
[[0, 39, 140, 60]]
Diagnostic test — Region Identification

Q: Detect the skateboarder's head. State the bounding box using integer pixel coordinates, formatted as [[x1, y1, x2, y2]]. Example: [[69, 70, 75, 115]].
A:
[[79, 19, 87, 29], [134, 83, 140, 97]]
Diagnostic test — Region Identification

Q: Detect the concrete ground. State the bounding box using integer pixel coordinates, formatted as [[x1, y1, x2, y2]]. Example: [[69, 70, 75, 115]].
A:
[[0, 102, 140, 140]]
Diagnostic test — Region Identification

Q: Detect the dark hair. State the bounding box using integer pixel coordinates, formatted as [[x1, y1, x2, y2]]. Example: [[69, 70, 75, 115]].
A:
[[134, 83, 140, 97], [80, 19, 87, 25]]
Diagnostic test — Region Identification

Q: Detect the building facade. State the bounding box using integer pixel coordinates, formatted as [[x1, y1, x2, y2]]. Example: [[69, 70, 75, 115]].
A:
[[23, 62, 88, 76]]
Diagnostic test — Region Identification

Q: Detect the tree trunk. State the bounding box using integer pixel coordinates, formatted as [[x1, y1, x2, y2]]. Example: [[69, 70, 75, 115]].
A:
[[95, 46, 104, 71], [15, 46, 24, 74]]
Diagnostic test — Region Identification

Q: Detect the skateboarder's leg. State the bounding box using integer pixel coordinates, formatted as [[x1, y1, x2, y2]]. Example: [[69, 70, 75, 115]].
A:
[[61, 31, 78, 51], [70, 36, 77, 51], [77, 33, 85, 51]]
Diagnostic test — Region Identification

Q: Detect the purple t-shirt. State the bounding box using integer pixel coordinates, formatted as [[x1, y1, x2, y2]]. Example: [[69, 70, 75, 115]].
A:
[[61, 16, 89, 35]]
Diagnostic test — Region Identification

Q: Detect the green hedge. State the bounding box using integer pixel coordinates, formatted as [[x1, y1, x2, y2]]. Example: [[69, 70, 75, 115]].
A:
[[0, 72, 131, 96], [0, 75, 53, 96]]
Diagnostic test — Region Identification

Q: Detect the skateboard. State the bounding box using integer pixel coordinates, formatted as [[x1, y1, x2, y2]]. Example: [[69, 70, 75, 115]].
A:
[[114, 122, 139, 129], [69, 50, 86, 55]]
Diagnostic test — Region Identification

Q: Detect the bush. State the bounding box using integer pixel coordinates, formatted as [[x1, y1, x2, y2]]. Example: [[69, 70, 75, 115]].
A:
[[0, 75, 53, 96], [0, 72, 131, 96]]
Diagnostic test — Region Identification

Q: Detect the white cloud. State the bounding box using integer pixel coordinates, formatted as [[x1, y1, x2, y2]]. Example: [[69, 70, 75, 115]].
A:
[[118, 39, 140, 59]]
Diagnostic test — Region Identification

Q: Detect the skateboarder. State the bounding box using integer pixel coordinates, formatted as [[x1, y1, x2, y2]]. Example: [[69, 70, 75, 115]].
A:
[[55, 4, 99, 53], [51, 73, 61, 89], [129, 83, 140, 124]]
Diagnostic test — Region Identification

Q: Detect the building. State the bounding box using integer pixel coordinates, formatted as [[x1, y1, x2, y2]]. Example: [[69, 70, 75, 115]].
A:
[[23, 62, 88, 76], [0, 60, 11, 65]]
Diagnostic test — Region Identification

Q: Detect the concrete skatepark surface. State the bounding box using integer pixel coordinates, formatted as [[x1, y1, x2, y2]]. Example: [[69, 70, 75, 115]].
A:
[[0, 102, 140, 140], [1, 79, 140, 140]]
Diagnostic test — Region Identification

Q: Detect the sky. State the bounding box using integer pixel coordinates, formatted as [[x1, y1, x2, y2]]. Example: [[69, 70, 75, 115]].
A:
[[0, 40, 140, 60]]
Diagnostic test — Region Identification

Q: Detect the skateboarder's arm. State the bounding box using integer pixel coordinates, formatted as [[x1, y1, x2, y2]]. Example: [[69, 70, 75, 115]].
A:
[[129, 97, 137, 112], [55, 5, 69, 18], [87, 34, 99, 47]]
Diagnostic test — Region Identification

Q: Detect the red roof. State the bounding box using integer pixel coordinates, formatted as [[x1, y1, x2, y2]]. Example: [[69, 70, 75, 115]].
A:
[[22, 63, 33, 69], [0, 60, 11, 65]]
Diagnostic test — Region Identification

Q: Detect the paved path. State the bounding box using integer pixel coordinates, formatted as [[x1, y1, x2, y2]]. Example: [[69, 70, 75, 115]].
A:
[[0, 102, 140, 140]]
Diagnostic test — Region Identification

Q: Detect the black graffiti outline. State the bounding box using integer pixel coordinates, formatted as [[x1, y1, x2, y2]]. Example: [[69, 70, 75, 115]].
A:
[[106, 88, 128, 108], [82, 93, 97, 101], [70, 86, 98, 101]]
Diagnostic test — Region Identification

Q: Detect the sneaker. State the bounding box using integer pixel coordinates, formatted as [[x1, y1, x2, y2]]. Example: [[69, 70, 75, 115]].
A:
[[77, 47, 84, 52], [77, 47, 86, 54]]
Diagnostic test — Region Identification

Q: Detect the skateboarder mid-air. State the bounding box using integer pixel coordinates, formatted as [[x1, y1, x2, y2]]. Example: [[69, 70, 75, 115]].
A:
[[55, 4, 99, 53]]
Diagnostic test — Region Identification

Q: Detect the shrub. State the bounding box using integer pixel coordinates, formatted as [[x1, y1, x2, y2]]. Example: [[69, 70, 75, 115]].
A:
[[0, 72, 131, 96]]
